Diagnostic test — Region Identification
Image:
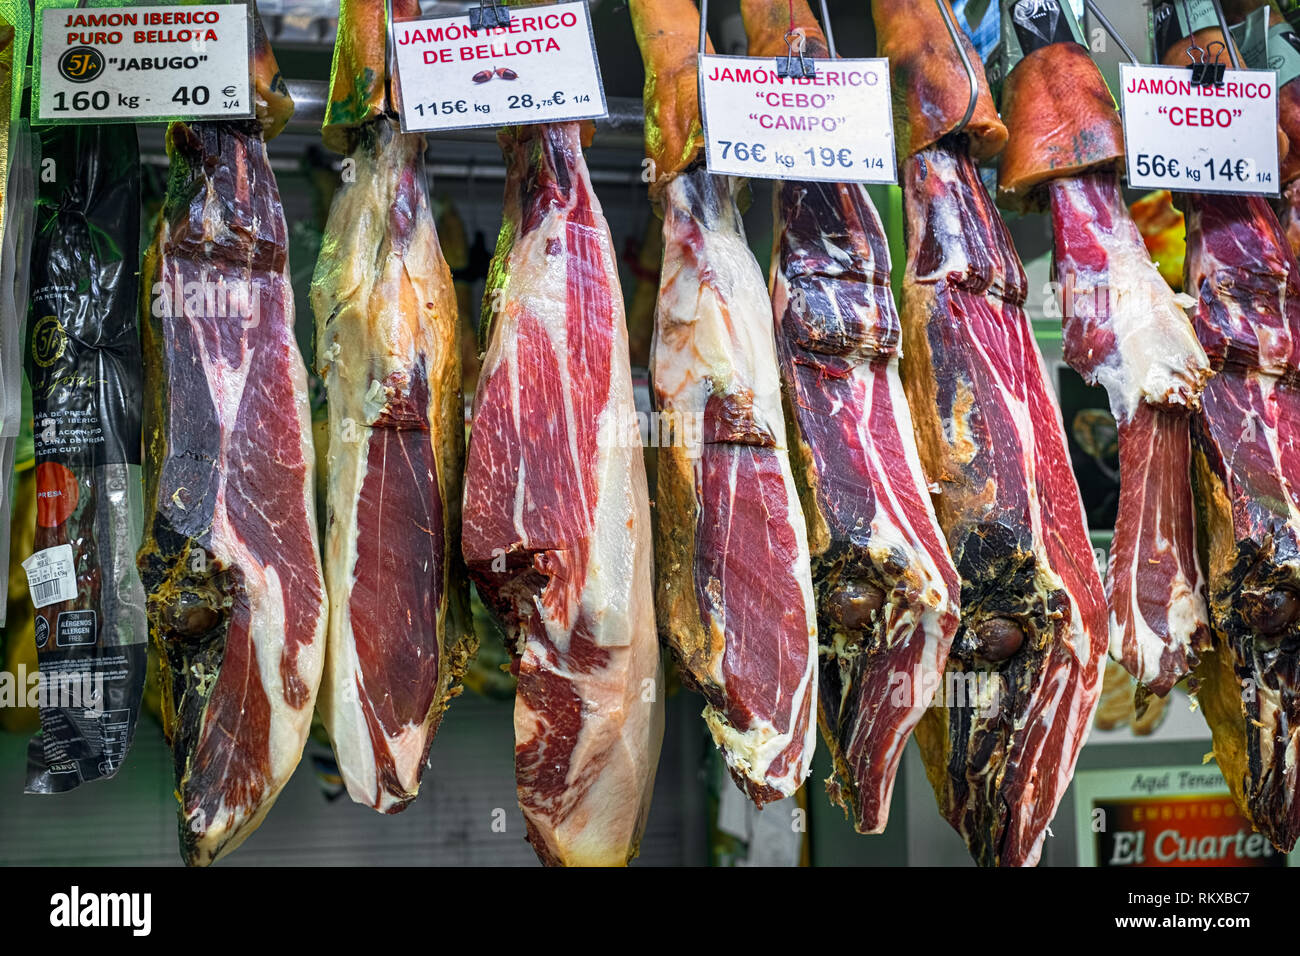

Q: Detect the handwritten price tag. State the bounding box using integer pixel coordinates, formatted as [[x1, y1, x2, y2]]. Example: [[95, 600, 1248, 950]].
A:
[[1119, 63, 1280, 195], [698, 54, 895, 184], [392, 0, 606, 133], [34, 2, 253, 125]]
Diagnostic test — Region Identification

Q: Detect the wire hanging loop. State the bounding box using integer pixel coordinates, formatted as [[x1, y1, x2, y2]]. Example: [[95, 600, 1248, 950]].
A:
[[817, 0, 837, 59], [934, 0, 978, 134], [470, 0, 511, 31], [1082, 0, 1138, 66], [776, 27, 816, 78]]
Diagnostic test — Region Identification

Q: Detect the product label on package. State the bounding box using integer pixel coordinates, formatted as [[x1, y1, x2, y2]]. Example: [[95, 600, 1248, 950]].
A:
[[34, 2, 253, 124], [22, 545, 77, 609], [392, 1, 606, 133], [1119, 63, 1280, 195], [698, 54, 895, 184]]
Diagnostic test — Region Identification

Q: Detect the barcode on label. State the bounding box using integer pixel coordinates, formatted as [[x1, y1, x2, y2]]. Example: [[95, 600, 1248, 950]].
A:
[[22, 544, 78, 609], [32, 579, 62, 604]]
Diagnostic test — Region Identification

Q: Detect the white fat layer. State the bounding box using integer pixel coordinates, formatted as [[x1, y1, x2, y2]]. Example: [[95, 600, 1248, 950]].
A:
[[1052, 177, 1209, 420], [653, 171, 818, 797], [483, 126, 662, 866], [309, 121, 457, 812]]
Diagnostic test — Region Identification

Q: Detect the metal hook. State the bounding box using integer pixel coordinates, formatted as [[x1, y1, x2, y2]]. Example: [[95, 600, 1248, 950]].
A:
[[1082, 0, 1139, 66], [817, 0, 837, 59], [934, 0, 977, 135], [470, 0, 510, 31], [1208, 0, 1241, 69], [699, 0, 709, 56], [384, 0, 396, 111]]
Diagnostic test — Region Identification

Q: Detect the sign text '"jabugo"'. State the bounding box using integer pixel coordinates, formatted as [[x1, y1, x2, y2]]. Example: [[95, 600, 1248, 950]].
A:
[[1120, 63, 1280, 196], [698, 54, 895, 185], [392, 1, 606, 133], [37, 2, 253, 124]]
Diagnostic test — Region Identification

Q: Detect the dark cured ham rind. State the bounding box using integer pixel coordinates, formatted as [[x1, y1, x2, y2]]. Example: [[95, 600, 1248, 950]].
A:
[[630, 0, 713, 196], [139, 119, 325, 866], [1182, 192, 1300, 850], [321, 0, 419, 152], [902, 144, 1106, 867], [740, 0, 828, 58], [997, 42, 1124, 212], [871, 0, 1007, 163]]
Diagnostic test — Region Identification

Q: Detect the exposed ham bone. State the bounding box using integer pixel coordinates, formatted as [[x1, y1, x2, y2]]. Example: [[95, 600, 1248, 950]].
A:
[[311, 117, 472, 813], [461, 122, 663, 866], [139, 120, 326, 866], [653, 167, 819, 805], [1183, 191, 1300, 851], [771, 178, 960, 831], [902, 144, 1108, 867], [1048, 173, 1213, 695]]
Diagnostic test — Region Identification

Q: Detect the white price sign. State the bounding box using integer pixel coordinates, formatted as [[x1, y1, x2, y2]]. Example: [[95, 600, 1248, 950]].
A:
[[698, 54, 895, 184], [392, 1, 606, 133], [35, 3, 253, 124], [1119, 63, 1280, 196]]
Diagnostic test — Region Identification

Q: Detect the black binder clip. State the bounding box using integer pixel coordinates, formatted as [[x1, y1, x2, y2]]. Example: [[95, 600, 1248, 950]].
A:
[[469, 0, 509, 30], [775, 28, 815, 78], [1188, 39, 1227, 87]]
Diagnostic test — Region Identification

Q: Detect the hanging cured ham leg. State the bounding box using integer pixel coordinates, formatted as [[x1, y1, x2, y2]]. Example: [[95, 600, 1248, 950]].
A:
[[631, 0, 818, 805], [740, 0, 959, 833], [461, 120, 663, 866], [1154, 9, 1300, 853], [996, 5, 1212, 696], [311, 0, 472, 814], [138, 22, 326, 866], [876, 0, 1108, 867]]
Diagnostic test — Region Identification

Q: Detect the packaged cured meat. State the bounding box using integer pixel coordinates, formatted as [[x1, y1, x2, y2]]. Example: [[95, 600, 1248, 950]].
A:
[[312, 0, 473, 814], [878, 0, 1108, 866], [740, 0, 960, 834], [138, 17, 327, 865], [24, 123, 147, 794], [996, 0, 1213, 696], [0, 0, 31, 626], [631, 0, 818, 807]]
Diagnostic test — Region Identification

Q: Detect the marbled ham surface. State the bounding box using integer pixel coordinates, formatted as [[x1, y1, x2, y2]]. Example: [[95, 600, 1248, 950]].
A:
[[139, 120, 326, 866], [771, 177, 959, 833], [461, 123, 663, 867], [902, 144, 1107, 868]]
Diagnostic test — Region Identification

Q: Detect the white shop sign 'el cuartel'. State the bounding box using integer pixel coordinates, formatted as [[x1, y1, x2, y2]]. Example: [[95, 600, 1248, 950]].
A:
[[392, 1, 607, 133], [698, 54, 896, 185], [1120, 63, 1280, 196], [35, 2, 253, 124]]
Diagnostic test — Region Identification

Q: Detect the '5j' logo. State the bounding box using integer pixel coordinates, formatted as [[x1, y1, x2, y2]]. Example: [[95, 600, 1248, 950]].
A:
[[58, 46, 104, 83]]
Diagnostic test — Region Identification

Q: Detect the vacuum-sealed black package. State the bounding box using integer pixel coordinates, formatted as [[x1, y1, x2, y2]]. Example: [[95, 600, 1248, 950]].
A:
[[23, 124, 147, 793]]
